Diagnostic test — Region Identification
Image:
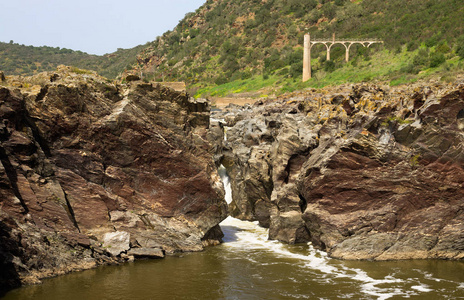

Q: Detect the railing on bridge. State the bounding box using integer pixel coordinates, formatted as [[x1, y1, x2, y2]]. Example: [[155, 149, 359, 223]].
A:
[[310, 38, 383, 42]]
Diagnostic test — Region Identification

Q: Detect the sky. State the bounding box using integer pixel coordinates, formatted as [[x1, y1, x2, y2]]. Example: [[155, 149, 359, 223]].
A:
[[0, 0, 206, 55]]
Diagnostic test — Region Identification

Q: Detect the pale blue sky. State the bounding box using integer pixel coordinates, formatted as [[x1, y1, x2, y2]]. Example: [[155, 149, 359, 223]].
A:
[[0, 0, 206, 55]]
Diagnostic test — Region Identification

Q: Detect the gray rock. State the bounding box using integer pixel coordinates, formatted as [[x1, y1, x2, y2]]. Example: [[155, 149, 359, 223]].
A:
[[102, 231, 130, 256], [127, 248, 165, 258]]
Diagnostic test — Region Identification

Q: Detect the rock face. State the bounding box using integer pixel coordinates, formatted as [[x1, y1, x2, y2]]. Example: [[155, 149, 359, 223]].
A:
[[0, 66, 227, 293], [213, 78, 464, 260]]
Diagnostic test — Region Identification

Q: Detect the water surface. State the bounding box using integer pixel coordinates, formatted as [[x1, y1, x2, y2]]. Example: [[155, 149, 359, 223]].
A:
[[3, 216, 464, 300]]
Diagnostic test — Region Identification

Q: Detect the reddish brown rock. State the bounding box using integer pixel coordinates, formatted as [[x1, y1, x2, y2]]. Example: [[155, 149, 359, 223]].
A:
[[213, 79, 464, 260], [0, 68, 227, 290]]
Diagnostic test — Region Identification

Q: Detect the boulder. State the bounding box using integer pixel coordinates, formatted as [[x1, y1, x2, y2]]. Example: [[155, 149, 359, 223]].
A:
[[102, 231, 130, 257], [127, 248, 164, 258]]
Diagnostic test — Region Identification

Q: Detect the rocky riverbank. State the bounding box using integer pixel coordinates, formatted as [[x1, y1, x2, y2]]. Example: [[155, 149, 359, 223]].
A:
[[213, 76, 464, 261], [0, 67, 227, 294], [2, 66, 463, 294]]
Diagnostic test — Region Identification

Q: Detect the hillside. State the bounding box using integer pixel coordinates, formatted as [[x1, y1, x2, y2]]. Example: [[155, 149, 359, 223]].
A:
[[129, 0, 464, 96], [2, 0, 463, 94], [0, 41, 144, 79]]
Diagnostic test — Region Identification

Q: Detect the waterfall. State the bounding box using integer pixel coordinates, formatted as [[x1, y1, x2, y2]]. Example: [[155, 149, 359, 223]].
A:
[[218, 164, 232, 204]]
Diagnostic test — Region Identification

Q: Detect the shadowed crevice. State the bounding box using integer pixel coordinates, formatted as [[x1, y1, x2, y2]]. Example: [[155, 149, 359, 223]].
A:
[[0, 219, 22, 296], [0, 147, 29, 214]]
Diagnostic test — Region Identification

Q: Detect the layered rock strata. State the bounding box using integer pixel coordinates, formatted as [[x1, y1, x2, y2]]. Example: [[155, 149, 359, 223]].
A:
[[213, 78, 464, 261], [0, 67, 227, 292]]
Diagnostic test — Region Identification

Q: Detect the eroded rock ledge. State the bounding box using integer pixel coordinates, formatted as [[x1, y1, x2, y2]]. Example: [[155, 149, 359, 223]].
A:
[[213, 77, 464, 261], [0, 67, 227, 292]]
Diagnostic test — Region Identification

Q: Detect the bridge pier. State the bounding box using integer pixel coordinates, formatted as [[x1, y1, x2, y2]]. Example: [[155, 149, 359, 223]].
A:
[[303, 34, 311, 81], [346, 43, 350, 62]]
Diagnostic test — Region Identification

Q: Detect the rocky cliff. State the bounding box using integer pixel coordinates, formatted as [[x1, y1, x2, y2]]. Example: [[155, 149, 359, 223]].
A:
[[0, 66, 227, 293], [213, 77, 464, 261]]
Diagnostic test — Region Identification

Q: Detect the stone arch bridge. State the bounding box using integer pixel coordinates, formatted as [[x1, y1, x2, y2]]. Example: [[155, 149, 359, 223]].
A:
[[303, 33, 383, 81]]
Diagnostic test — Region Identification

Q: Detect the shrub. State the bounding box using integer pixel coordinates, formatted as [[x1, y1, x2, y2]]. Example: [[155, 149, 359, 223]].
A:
[[457, 37, 464, 59], [322, 3, 337, 20], [276, 67, 290, 76], [324, 60, 336, 72], [406, 41, 419, 51], [223, 58, 240, 73], [425, 35, 439, 47], [435, 42, 451, 54], [168, 59, 178, 66], [412, 48, 429, 66], [429, 52, 445, 68], [289, 62, 302, 78], [241, 71, 252, 80], [215, 75, 228, 85]]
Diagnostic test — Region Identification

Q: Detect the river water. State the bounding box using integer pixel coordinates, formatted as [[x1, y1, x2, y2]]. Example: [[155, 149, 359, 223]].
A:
[[3, 167, 464, 300]]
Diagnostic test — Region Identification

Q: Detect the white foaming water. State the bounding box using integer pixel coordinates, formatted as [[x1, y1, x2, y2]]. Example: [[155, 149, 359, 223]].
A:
[[220, 216, 421, 299], [217, 168, 440, 300], [411, 284, 433, 292], [218, 165, 232, 204]]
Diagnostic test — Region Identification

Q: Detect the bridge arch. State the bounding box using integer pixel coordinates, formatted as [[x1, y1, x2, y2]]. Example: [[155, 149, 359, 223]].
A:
[[310, 42, 331, 60], [327, 42, 348, 61]]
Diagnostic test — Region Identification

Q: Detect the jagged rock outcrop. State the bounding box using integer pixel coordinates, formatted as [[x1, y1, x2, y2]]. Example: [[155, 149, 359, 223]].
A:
[[0, 66, 227, 293], [213, 77, 464, 260]]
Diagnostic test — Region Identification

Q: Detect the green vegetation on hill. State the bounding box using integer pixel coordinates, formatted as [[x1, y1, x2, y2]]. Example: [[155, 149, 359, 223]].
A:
[[0, 41, 144, 79], [130, 0, 464, 96], [2, 0, 463, 94]]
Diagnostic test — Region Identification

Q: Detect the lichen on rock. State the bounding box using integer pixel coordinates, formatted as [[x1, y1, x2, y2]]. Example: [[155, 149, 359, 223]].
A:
[[212, 77, 464, 261]]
